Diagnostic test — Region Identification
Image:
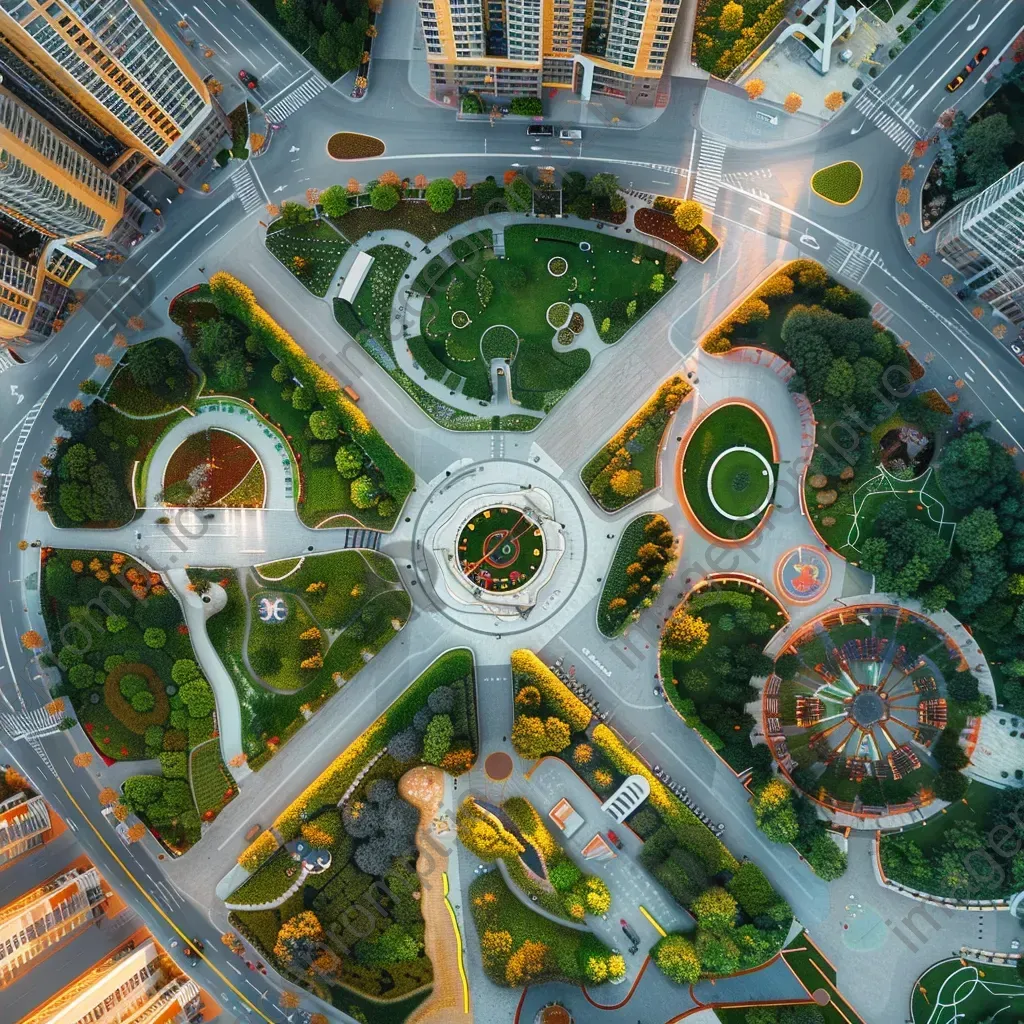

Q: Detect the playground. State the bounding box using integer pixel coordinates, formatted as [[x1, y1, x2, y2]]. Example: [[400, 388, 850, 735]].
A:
[[912, 959, 1024, 1024]]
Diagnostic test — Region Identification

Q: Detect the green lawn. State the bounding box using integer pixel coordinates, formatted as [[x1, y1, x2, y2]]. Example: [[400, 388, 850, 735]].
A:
[[266, 221, 350, 297], [247, 592, 323, 691], [597, 513, 675, 637], [911, 959, 1024, 1024], [811, 161, 863, 204], [189, 739, 236, 818], [417, 225, 671, 409], [683, 404, 777, 540], [884, 779, 1001, 859], [457, 505, 544, 593]]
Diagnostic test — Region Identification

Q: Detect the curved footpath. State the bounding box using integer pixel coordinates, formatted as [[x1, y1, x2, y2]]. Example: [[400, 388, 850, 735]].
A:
[[143, 399, 296, 509]]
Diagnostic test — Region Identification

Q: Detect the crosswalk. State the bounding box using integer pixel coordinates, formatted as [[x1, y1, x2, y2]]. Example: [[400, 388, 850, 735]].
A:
[[692, 137, 726, 209], [231, 164, 263, 213], [871, 301, 894, 328], [264, 74, 329, 123], [826, 239, 882, 284], [0, 349, 16, 375], [854, 86, 926, 152], [1, 706, 63, 741], [340, 528, 382, 551]]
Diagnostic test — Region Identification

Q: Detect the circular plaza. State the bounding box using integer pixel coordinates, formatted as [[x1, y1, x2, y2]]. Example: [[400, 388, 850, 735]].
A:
[[457, 505, 545, 593]]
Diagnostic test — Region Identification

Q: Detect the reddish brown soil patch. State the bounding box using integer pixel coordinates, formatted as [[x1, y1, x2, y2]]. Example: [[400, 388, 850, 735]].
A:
[[484, 751, 513, 781], [327, 132, 385, 159], [635, 207, 718, 261], [163, 429, 258, 505]]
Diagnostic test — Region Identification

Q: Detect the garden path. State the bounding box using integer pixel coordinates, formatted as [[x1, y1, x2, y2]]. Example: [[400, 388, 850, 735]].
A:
[[400, 766, 473, 1024], [142, 400, 296, 509], [165, 569, 249, 782]]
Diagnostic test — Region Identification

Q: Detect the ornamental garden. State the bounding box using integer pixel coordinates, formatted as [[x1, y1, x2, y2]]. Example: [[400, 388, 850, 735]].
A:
[[457, 505, 544, 592]]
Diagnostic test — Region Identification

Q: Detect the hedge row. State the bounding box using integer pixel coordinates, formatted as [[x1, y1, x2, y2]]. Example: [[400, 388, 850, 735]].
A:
[[209, 273, 414, 504], [238, 648, 475, 870], [592, 723, 737, 874], [510, 649, 592, 732]]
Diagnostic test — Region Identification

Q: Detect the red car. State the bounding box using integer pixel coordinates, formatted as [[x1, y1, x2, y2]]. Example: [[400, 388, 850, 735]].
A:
[[238, 69, 258, 90]]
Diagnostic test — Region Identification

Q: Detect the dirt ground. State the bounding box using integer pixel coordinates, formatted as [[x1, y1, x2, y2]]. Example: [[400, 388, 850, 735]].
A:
[[400, 765, 473, 1024]]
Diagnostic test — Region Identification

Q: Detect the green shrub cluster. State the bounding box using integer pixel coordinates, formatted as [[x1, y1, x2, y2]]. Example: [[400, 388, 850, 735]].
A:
[[598, 513, 676, 636]]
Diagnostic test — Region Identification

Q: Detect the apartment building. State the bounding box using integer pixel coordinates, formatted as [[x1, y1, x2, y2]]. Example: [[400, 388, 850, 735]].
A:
[[17, 938, 202, 1024], [418, 0, 682, 106], [936, 162, 1024, 329], [0, 793, 53, 869], [0, 866, 111, 987]]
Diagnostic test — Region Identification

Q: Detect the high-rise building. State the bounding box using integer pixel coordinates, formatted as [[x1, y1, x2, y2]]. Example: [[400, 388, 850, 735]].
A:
[[0, 792, 53, 869], [16, 937, 202, 1024], [417, 0, 682, 107], [0, 0, 224, 186], [0, 866, 111, 986], [0, 0, 227, 342], [935, 162, 1024, 328]]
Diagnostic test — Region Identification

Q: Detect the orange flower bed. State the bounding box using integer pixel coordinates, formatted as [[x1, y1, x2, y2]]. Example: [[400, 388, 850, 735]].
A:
[[634, 208, 718, 262], [104, 663, 169, 733], [163, 428, 258, 505]]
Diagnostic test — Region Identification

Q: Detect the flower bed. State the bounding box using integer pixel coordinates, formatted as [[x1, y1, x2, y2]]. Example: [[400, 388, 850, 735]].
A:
[[216, 462, 265, 508], [266, 221, 350, 297], [635, 207, 718, 262], [547, 256, 568, 277], [811, 161, 863, 205], [546, 301, 570, 328], [480, 324, 518, 361], [326, 132, 385, 159], [582, 375, 692, 511], [451, 310, 471, 329], [102, 338, 198, 416], [189, 739, 236, 819], [597, 513, 675, 636], [568, 311, 584, 334], [162, 428, 258, 506], [103, 663, 170, 731], [556, 327, 574, 346]]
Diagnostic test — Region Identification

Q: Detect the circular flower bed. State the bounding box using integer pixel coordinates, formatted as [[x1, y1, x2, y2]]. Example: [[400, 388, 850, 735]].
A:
[[547, 256, 568, 277], [457, 505, 544, 593], [568, 311, 584, 334], [707, 446, 774, 521], [451, 310, 471, 329], [556, 328, 574, 346], [326, 132, 385, 159], [546, 302, 571, 329], [480, 324, 518, 360], [579, 242, 592, 252], [162, 429, 259, 507]]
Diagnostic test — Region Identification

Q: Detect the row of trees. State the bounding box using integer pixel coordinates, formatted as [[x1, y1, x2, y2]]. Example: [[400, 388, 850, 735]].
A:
[[270, 0, 377, 80]]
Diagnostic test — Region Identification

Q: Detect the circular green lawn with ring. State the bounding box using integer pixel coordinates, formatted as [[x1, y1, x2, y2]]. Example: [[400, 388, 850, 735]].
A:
[[682, 404, 778, 540], [457, 505, 544, 592], [708, 446, 773, 520]]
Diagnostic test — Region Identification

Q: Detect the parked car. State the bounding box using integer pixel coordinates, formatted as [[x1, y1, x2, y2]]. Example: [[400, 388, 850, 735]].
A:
[[559, 128, 582, 140], [526, 124, 554, 137]]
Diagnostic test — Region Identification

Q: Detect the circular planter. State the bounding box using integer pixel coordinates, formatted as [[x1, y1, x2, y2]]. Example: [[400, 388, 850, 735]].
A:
[[547, 256, 568, 277], [546, 302, 570, 329], [707, 446, 774, 522], [457, 505, 545, 593], [556, 328, 574, 346], [451, 310, 471, 329], [568, 311, 584, 334]]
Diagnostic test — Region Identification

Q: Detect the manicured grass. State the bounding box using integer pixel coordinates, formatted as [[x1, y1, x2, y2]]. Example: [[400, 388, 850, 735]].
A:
[[582, 375, 692, 511], [811, 161, 863, 204], [354, 244, 412, 340], [597, 513, 675, 637], [255, 557, 303, 580], [266, 220, 350, 297], [189, 739, 236, 819], [457, 505, 544, 593], [102, 337, 199, 415], [467, 871, 602, 986], [217, 461, 264, 508], [247, 592, 323, 691], [418, 225, 671, 410], [682, 404, 777, 540], [335, 197, 478, 242], [911, 959, 1024, 1024], [709, 447, 773, 518]]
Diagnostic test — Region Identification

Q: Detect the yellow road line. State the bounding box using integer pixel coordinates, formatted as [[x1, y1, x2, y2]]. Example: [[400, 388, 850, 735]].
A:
[[442, 872, 471, 1014], [57, 778, 272, 1023], [639, 905, 666, 937]]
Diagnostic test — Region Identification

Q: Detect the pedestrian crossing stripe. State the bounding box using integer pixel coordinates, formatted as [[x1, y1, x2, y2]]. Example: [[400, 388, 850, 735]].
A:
[[854, 85, 924, 152], [231, 164, 262, 213], [692, 136, 726, 209], [826, 239, 882, 284], [0, 350, 15, 374], [264, 75, 328, 122]]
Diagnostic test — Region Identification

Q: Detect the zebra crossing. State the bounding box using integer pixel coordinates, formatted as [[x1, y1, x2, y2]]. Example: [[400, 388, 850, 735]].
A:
[[854, 86, 925, 152], [871, 301, 894, 328], [0, 349, 16, 375], [264, 74, 329, 123], [340, 528, 382, 551], [826, 239, 882, 284], [1, 706, 63, 741], [691, 137, 726, 209], [231, 164, 263, 214]]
